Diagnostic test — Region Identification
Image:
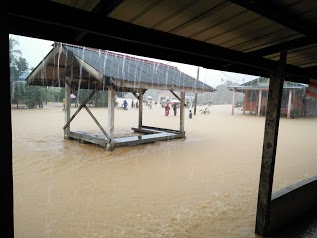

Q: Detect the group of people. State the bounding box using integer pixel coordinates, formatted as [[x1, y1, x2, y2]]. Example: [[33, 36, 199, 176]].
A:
[[164, 103, 192, 119], [164, 103, 177, 116], [131, 100, 139, 109]]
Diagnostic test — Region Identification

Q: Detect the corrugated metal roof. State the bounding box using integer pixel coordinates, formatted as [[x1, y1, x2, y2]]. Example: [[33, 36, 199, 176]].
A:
[[227, 77, 307, 91], [27, 43, 215, 93]]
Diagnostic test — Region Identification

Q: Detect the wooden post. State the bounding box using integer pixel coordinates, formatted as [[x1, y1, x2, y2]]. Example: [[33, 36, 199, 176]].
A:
[[243, 90, 246, 114], [64, 79, 71, 135], [258, 89, 262, 116], [5, 31, 14, 237], [138, 89, 144, 129], [255, 51, 287, 236], [107, 87, 115, 140], [194, 66, 199, 115], [287, 89, 292, 118], [193, 93, 198, 115], [231, 88, 235, 115], [106, 87, 115, 151], [180, 91, 185, 134]]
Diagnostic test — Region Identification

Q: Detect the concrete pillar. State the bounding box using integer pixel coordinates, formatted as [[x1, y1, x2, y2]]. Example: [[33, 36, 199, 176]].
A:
[[138, 89, 144, 129], [64, 79, 71, 135], [232, 88, 235, 115], [255, 51, 287, 236], [180, 91, 185, 134], [287, 89, 292, 118], [258, 89, 262, 116]]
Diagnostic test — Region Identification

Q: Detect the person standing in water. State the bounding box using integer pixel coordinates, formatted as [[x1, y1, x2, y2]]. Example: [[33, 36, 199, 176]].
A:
[[165, 103, 170, 116], [173, 103, 177, 116]]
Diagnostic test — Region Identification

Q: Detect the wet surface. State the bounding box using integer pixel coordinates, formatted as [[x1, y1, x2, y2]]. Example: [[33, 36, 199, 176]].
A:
[[12, 103, 317, 237]]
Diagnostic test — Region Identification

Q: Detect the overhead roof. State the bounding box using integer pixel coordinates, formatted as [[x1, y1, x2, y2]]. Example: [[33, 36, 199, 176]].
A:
[[27, 42, 215, 93], [8, 0, 317, 84]]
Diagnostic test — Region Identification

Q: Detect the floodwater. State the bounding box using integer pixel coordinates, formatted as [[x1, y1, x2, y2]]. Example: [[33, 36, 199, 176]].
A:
[[12, 103, 317, 238]]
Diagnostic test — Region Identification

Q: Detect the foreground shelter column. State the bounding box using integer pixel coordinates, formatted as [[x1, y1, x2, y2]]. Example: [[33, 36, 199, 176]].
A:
[[107, 87, 115, 150], [138, 89, 144, 129], [64, 78, 71, 135], [180, 91, 185, 134], [255, 51, 287, 235], [5, 31, 14, 237]]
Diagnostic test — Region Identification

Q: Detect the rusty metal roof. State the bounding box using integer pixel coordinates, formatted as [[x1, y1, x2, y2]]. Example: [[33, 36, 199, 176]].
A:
[[8, 0, 317, 84]]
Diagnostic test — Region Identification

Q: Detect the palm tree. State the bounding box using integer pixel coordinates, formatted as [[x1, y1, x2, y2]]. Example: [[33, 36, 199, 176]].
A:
[[9, 37, 22, 69]]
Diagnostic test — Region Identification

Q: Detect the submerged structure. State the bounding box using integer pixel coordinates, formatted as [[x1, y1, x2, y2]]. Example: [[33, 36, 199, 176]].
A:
[[26, 42, 216, 150], [228, 77, 317, 118]]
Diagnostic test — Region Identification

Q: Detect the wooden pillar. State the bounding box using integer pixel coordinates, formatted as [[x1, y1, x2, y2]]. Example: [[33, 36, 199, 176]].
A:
[[243, 90, 246, 114], [180, 91, 185, 134], [193, 93, 198, 115], [258, 89, 262, 116], [255, 51, 287, 236], [287, 89, 292, 118], [194, 66, 199, 115], [138, 89, 144, 129], [107, 87, 115, 140], [5, 31, 14, 237], [232, 88, 235, 115], [64, 79, 71, 135]]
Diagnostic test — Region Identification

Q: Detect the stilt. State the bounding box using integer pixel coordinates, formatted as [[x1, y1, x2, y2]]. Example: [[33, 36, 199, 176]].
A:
[[258, 89, 262, 116], [180, 92, 185, 135], [232, 89, 235, 115], [107, 87, 115, 151], [287, 89, 292, 118]]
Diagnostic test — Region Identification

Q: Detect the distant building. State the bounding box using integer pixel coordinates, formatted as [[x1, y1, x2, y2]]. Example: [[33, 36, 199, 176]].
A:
[[227, 77, 317, 118]]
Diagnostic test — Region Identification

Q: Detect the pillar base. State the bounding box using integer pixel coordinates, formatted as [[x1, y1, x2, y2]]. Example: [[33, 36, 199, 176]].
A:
[[106, 143, 115, 151]]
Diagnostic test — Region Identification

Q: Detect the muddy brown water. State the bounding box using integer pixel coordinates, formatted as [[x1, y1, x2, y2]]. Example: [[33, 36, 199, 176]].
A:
[[12, 103, 317, 237]]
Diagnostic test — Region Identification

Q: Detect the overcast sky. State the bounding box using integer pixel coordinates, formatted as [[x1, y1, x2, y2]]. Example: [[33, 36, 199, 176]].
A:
[[10, 34, 258, 87]]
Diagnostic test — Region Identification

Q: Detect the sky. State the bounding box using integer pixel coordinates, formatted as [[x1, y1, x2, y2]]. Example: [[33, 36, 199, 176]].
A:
[[10, 34, 259, 88]]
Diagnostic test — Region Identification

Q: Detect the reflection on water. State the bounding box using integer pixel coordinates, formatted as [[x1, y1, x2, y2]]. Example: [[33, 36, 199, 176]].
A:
[[12, 103, 317, 238]]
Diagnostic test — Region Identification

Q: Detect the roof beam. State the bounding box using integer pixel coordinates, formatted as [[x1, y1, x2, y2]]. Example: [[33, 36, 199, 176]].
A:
[[228, 0, 317, 37], [8, 0, 315, 79], [248, 37, 317, 57], [73, 0, 124, 43]]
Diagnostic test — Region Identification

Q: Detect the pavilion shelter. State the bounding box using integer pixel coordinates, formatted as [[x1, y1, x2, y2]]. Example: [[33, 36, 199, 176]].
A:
[[26, 42, 216, 151], [228, 77, 317, 118]]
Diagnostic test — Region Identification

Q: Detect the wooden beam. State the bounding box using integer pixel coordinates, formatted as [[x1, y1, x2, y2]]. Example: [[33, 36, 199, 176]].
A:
[[84, 105, 110, 139], [255, 51, 287, 235], [73, 0, 124, 43], [63, 86, 98, 130], [170, 91, 180, 101], [8, 1, 316, 79], [249, 37, 317, 57], [6, 2, 278, 70]]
